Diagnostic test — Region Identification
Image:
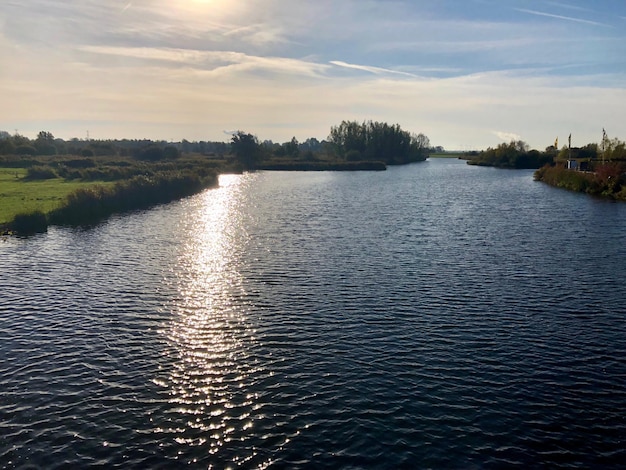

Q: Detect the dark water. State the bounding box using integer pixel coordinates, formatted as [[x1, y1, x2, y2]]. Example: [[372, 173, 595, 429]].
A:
[[1, 159, 625, 469]]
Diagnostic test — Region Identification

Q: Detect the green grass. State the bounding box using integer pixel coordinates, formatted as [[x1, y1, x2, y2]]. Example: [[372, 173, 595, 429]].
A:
[[0, 168, 113, 225]]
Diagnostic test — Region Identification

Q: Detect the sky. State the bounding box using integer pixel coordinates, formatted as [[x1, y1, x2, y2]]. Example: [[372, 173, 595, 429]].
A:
[[1, 0, 625, 150]]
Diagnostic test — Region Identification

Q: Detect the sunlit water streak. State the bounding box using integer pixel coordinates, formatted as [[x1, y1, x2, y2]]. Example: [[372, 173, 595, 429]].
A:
[[1, 161, 626, 468], [154, 174, 273, 468]]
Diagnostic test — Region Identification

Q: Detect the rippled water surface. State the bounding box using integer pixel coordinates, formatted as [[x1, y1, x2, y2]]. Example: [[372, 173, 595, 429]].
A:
[[1, 159, 625, 468]]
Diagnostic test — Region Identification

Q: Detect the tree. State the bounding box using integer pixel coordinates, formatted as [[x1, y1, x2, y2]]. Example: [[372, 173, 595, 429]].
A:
[[136, 145, 165, 161], [34, 131, 57, 156], [0, 140, 15, 155], [163, 145, 180, 159], [37, 131, 54, 142], [467, 140, 551, 169], [231, 131, 263, 169], [283, 137, 299, 158], [604, 138, 626, 161], [302, 138, 322, 152], [15, 145, 37, 155]]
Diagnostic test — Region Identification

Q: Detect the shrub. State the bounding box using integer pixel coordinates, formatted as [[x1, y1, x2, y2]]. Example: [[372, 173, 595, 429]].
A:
[[534, 163, 626, 200], [35, 143, 57, 156], [15, 145, 37, 156], [10, 211, 48, 234], [64, 158, 96, 168], [135, 145, 165, 161], [25, 166, 57, 180], [164, 145, 180, 159], [345, 150, 362, 162]]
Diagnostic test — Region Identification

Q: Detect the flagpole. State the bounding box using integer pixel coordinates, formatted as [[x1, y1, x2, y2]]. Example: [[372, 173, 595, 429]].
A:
[[568, 133, 571, 162]]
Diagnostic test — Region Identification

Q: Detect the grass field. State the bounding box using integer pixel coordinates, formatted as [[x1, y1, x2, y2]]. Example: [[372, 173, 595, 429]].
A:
[[0, 168, 113, 225]]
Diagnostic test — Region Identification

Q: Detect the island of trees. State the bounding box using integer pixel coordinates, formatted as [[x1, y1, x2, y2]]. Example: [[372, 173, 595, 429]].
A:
[[0, 121, 430, 234], [462, 140, 554, 169]]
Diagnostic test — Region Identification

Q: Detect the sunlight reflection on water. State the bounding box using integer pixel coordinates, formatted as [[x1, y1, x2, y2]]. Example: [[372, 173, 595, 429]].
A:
[[157, 174, 270, 466]]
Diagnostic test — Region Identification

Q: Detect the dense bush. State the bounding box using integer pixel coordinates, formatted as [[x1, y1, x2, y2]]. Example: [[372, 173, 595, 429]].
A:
[[63, 158, 96, 169], [10, 211, 48, 234], [0, 155, 38, 168], [15, 145, 37, 156], [25, 166, 57, 180], [345, 150, 362, 162], [135, 145, 165, 161], [534, 164, 626, 200], [467, 141, 552, 169], [163, 145, 180, 159], [35, 142, 57, 156]]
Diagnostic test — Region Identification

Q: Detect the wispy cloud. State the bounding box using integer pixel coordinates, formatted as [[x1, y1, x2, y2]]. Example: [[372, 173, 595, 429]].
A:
[[493, 131, 522, 142], [221, 23, 292, 46], [545, 2, 592, 13], [79, 46, 329, 77], [330, 60, 418, 78], [515, 8, 610, 27]]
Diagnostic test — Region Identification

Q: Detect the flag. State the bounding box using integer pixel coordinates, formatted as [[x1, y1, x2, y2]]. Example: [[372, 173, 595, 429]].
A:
[[554, 137, 558, 148], [568, 133, 571, 148]]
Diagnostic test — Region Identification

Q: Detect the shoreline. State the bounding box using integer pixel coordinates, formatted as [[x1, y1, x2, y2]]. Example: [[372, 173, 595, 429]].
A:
[[4, 172, 219, 235]]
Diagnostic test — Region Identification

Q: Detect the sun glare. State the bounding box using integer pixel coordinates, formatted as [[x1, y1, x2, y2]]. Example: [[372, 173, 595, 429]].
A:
[[175, 0, 234, 18]]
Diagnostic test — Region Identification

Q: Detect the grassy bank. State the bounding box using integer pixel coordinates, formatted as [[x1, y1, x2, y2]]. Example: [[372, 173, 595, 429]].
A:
[[534, 164, 626, 200], [1, 155, 221, 235], [0, 168, 115, 225], [49, 172, 217, 227]]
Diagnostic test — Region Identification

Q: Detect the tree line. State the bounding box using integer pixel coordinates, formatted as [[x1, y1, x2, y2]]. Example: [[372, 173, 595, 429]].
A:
[[0, 131, 228, 160], [1, 121, 432, 170], [464, 135, 626, 170]]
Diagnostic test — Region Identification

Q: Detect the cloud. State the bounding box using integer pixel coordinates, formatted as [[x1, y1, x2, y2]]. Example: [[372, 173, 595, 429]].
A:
[[2, 54, 624, 150], [222, 23, 292, 46], [493, 131, 522, 142], [329, 60, 419, 78], [545, 1, 592, 13], [78, 46, 330, 78], [515, 8, 610, 27]]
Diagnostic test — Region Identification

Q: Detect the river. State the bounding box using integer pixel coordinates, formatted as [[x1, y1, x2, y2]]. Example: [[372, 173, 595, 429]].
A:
[[1, 158, 625, 468]]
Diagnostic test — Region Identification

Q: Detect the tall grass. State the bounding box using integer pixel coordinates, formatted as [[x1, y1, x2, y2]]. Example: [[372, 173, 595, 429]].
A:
[[49, 171, 218, 226]]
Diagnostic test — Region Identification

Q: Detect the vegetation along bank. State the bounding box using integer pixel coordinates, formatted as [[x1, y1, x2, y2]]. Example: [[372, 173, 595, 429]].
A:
[[0, 120, 430, 235]]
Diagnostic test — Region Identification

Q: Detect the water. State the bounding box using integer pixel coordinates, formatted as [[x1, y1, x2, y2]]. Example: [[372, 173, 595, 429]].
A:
[[1, 158, 625, 468]]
